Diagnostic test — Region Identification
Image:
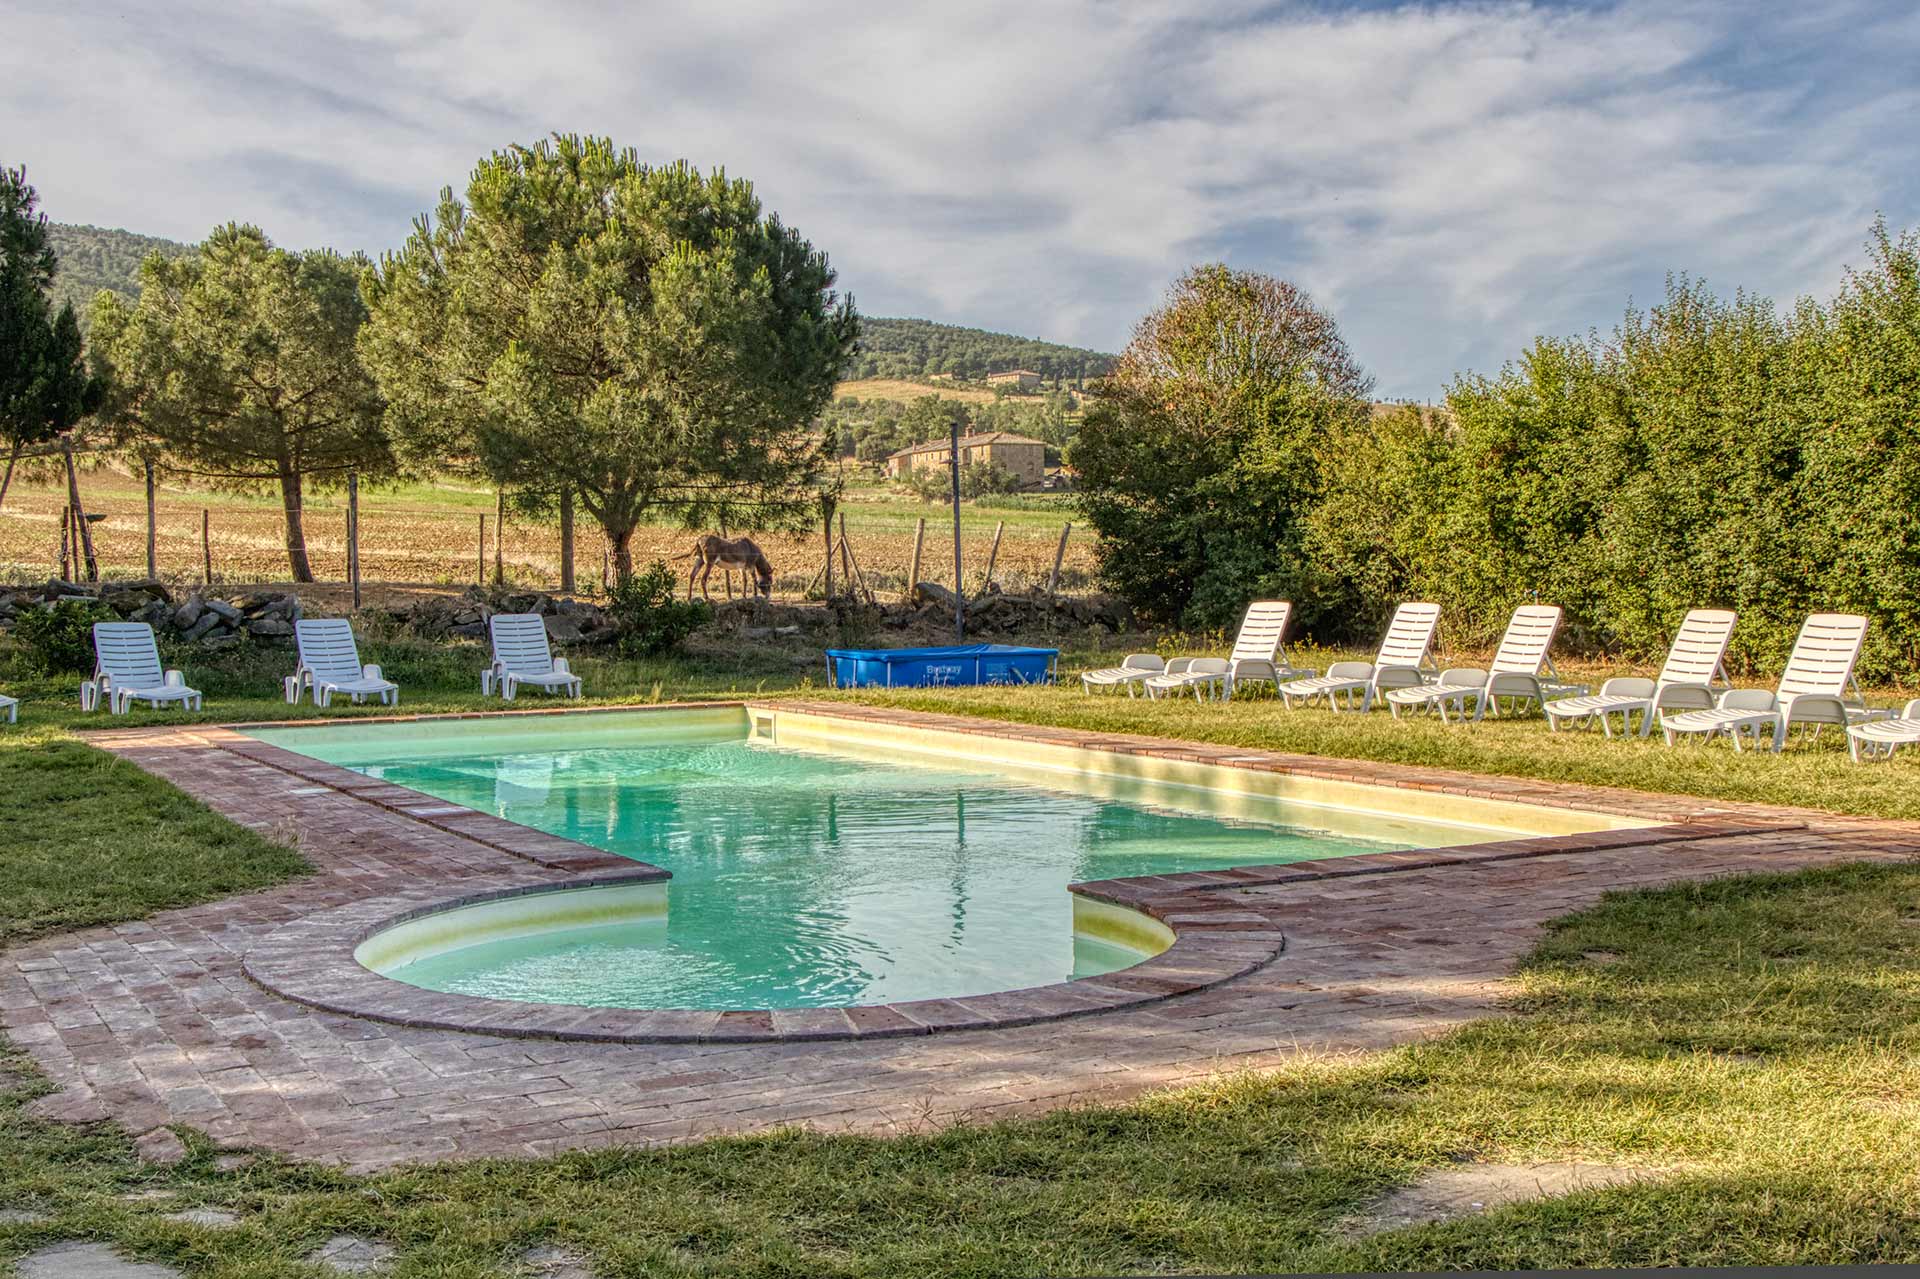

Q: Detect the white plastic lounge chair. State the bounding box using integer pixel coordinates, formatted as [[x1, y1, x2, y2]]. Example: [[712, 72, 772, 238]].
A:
[[1543, 609, 1736, 737], [1277, 602, 1440, 711], [486, 613, 582, 701], [0, 693, 15, 724], [1384, 605, 1582, 723], [288, 618, 399, 708], [1661, 613, 1874, 751], [90, 622, 203, 714], [1081, 653, 1166, 696], [1144, 601, 1312, 701], [1849, 698, 1920, 762]]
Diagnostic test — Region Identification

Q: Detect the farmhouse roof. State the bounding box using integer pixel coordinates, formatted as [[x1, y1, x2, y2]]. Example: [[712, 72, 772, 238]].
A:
[[886, 431, 1049, 459]]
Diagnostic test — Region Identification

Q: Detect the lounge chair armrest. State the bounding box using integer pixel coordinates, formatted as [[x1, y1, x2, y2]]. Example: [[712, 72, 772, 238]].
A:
[[164, 669, 188, 688], [1653, 681, 1716, 712], [553, 657, 572, 675], [1782, 693, 1851, 726], [1436, 667, 1489, 688], [362, 664, 384, 681], [1598, 677, 1657, 698], [1164, 657, 1196, 675], [1717, 688, 1777, 713]]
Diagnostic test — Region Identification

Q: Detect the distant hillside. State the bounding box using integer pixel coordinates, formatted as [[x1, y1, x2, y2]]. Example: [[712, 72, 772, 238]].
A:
[[45, 223, 194, 323], [41, 225, 1118, 385], [851, 317, 1114, 385]]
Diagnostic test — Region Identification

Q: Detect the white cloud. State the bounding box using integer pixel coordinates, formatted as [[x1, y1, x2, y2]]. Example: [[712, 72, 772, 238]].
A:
[[3, 0, 1914, 396]]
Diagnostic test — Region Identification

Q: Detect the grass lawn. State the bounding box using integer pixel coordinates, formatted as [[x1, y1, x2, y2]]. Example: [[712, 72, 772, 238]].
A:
[[3, 634, 1920, 1273]]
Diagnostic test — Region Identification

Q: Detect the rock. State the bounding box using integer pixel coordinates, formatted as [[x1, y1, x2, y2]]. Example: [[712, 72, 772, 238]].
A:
[[135, 1126, 190, 1166], [103, 591, 150, 615], [0, 1207, 51, 1225], [912, 582, 961, 609], [200, 633, 241, 650], [18, 1242, 181, 1279], [518, 1244, 592, 1279], [448, 621, 487, 639], [211, 1153, 253, 1173], [119, 578, 173, 603], [182, 612, 222, 642], [162, 1208, 240, 1228], [245, 618, 294, 638], [173, 595, 205, 630], [202, 598, 241, 623], [305, 1234, 395, 1274], [1343, 1161, 1661, 1238], [131, 600, 170, 625], [542, 615, 583, 645]]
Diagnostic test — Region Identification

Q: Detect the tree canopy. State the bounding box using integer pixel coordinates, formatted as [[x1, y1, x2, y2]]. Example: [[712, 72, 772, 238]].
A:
[[1074, 264, 1372, 627], [1, 166, 103, 507], [88, 224, 391, 581], [360, 135, 859, 578]]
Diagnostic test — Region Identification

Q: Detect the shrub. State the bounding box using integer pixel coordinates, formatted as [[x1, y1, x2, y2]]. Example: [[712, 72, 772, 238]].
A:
[[12, 598, 118, 674], [605, 560, 711, 657]]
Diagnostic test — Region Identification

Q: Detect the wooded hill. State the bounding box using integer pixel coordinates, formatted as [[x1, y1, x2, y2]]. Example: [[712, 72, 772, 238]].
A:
[[846, 317, 1114, 384], [44, 223, 193, 324], [44, 224, 1118, 383]]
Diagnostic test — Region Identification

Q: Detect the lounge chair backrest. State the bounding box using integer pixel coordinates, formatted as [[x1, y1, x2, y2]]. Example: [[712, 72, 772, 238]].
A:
[[489, 613, 557, 676], [1488, 605, 1563, 676], [93, 622, 164, 688], [1903, 698, 1920, 721], [1656, 609, 1736, 689], [294, 618, 365, 685], [1777, 613, 1868, 699], [1120, 654, 1165, 673], [1376, 602, 1441, 670], [1183, 658, 1230, 676], [1229, 601, 1292, 664]]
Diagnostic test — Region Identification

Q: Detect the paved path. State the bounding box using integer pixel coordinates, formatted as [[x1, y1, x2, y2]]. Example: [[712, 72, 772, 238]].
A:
[[4, 704, 1916, 1171]]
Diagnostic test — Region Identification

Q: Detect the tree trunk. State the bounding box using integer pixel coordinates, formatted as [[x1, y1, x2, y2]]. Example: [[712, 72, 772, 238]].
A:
[[0, 440, 21, 511], [278, 464, 314, 583], [559, 486, 576, 594], [608, 525, 634, 582], [63, 439, 99, 582]]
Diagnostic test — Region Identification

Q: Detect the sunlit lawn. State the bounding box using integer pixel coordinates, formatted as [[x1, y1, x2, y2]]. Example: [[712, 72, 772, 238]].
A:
[[3, 631, 1920, 1274]]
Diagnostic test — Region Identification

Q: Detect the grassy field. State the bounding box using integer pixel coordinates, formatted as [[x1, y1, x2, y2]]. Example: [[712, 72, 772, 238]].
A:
[[4, 636, 1920, 1274], [0, 471, 1095, 598]]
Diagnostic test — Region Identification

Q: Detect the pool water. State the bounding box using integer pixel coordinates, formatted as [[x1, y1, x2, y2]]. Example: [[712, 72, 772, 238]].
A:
[[253, 714, 1418, 1009]]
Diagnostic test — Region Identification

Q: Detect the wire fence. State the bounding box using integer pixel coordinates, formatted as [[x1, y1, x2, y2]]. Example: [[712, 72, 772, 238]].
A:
[[0, 481, 1099, 601]]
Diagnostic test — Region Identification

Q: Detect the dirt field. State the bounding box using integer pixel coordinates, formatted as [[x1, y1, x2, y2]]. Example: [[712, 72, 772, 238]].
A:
[[0, 471, 1097, 600]]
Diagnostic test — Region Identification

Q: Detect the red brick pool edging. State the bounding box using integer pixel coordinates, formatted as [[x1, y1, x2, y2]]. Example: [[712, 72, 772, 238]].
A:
[[156, 702, 1803, 1045], [14, 699, 1913, 1169]]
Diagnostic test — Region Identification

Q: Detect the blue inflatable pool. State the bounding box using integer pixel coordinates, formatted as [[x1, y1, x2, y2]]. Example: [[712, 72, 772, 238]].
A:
[[824, 644, 1059, 689]]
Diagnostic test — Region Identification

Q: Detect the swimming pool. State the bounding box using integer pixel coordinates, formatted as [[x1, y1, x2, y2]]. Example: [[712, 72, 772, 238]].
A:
[[248, 707, 1641, 1012]]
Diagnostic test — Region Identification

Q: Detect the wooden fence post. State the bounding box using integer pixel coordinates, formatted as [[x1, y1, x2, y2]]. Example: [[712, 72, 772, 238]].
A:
[[144, 459, 157, 579], [907, 516, 925, 599], [822, 505, 835, 601], [201, 509, 212, 585], [559, 486, 575, 595], [347, 469, 361, 611], [980, 520, 1004, 597], [477, 514, 486, 587], [493, 490, 506, 586], [1047, 522, 1072, 599], [59, 503, 71, 580]]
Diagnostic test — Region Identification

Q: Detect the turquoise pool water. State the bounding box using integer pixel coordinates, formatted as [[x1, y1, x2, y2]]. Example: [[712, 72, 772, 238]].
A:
[[250, 712, 1425, 1010]]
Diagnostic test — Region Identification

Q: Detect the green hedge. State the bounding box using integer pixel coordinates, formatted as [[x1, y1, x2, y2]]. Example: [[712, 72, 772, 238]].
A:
[[1306, 222, 1919, 682]]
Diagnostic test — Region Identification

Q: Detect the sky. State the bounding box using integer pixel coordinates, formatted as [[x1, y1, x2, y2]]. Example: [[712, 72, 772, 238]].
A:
[[7, 0, 1916, 399]]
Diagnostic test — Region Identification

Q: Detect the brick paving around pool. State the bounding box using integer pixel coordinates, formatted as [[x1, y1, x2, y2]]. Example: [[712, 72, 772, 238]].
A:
[[5, 699, 1919, 1171]]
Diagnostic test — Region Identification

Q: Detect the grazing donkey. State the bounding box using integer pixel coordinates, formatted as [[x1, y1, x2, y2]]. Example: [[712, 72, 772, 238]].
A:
[[677, 534, 775, 602]]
